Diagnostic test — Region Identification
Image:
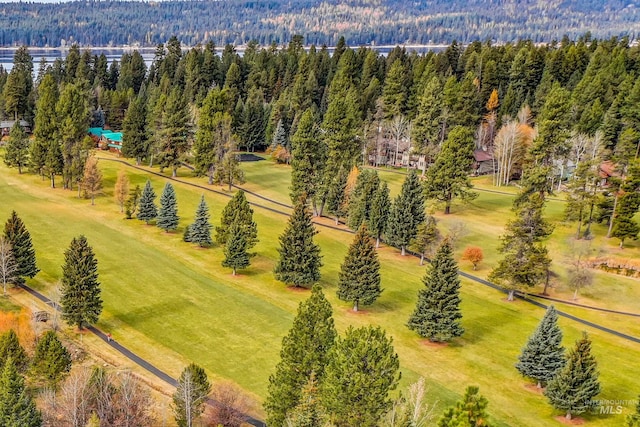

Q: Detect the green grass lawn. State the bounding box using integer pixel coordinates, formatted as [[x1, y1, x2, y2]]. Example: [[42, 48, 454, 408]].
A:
[[1, 152, 639, 426]]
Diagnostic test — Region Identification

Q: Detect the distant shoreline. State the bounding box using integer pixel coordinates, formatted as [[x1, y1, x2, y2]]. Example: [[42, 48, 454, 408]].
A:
[[0, 44, 450, 51]]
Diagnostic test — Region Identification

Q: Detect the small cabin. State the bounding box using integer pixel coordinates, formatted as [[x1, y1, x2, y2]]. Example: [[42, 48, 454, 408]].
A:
[[1, 120, 31, 137]]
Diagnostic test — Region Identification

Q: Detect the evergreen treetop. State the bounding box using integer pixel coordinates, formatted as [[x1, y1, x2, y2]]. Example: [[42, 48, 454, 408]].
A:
[[0, 357, 42, 427], [438, 386, 491, 427], [222, 222, 250, 275], [157, 182, 180, 232], [515, 305, 566, 387], [407, 239, 464, 342], [137, 180, 158, 224], [30, 330, 72, 387], [215, 190, 257, 249], [0, 330, 28, 373], [188, 195, 213, 247], [3, 211, 38, 284]]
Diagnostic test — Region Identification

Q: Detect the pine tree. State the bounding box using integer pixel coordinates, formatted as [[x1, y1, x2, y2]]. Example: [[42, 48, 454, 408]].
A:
[[125, 184, 142, 219], [157, 182, 180, 232], [515, 306, 566, 387], [60, 235, 103, 329], [194, 91, 232, 183], [346, 170, 380, 231], [0, 330, 28, 373], [409, 215, 442, 265], [321, 325, 401, 427], [137, 180, 157, 224], [438, 386, 491, 427], [424, 126, 478, 214], [368, 181, 391, 248], [407, 239, 464, 342], [0, 358, 42, 427], [386, 171, 426, 255], [213, 150, 245, 191], [30, 330, 71, 387], [274, 198, 322, 288], [337, 225, 381, 311], [3, 211, 38, 285], [324, 167, 348, 224], [264, 285, 336, 427], [172, 363, 211, 427], [81, 156, 103, 205], [188, 195, 213, 247], [121, 94, 149, 165], [44, 140, 63, 188], [222, 222, 250, 275], [626, 396, 640, 427], [215, 190, 257, 249], [290, 109, 325, 210], [545, 332, 601, 420], [158, 88, 192, 177], [4, 122, 29, 174]]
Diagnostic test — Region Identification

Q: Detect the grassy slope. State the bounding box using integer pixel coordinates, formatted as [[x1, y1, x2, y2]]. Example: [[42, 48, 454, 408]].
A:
[[1, 153, 639, 426]]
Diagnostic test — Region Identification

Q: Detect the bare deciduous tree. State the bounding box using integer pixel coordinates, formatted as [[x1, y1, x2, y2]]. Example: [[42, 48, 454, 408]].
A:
[[59, 368, 93, 427], [114, 371, 155, 427], [0, 237, 18, 296], [206, 381, 251, 427], [383, 377, 436, 427]]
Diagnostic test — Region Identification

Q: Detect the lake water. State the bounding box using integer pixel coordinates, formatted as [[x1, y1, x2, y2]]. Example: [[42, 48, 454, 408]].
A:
[[0, 45, 446, 73]]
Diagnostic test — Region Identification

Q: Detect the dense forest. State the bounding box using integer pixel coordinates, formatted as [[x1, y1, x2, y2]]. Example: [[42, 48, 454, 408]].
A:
[[0, 0, 639, 47]]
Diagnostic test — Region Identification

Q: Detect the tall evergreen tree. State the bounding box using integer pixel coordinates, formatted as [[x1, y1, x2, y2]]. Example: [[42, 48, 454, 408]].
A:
[[30, 330, 71, 387], [346, 170, 380, 231], [368, 181, 391, 248], [3, 211, 38, 285], [60, 235, 103, 329], [274, 198, 322, 288], [409, 215, 442, 265], [194, 89, 231, 183], [321, 325, 401, 427], [438, 386, 491, 427], [0, 358, 42, 427], [188, 196, 213, 247], [0, 330, 28, 373], [158, 88, 192, 177], [55, 83, 90, 190], [386, 171, 426, 255], [545, 332, 601, 420], [121, 93, 149, 165], [222, 222, 250, 275], [44, 140, 63, 188], [424, 126, 477, 214], [337, 225, 381, 311], [213, 150, 245, 191], [324, 166, 349, 224], [137, 180, 157, 224], [611, 161, 640, 248], [3, 123, 29, 174], [407, 239, 464, 342], [264, 286, 337, 427], [157, 182, 180, 232], [215, 190, 257, 249], [515, 305, 566, 387], [285, 375, 327, 427], [290, 109, 325, 213]]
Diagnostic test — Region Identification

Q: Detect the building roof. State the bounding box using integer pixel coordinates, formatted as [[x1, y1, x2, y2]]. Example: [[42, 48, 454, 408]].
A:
[[473, 149, 494, 162], [88, 127, 104, 137], [599, 161, 619, 179], [1, 120, 29, 128], [101, 132, 122, 143]]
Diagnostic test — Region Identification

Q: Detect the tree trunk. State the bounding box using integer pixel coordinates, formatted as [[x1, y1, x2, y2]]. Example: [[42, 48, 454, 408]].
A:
[[232, 268, 236, 276], [444, 202, 451, 215], [565, 412, 572, 421], [334, 216, 339, 225], [50, 174, 56, 188], [401, 246, 406, 256], [420, 254, 424, 266], [208, 166, 214, 185], [17, 165, 21, 174], [353, 300, 359, 312], [542, 269, 551, 296], [473, 263, 477, 270], [375, 237, 380, 248], [91, 196, 95, 206], [172, 168, 178, 178], [607, 192, 619, 238], [507, 290, 515, 301], [573, 287, 578, 301]]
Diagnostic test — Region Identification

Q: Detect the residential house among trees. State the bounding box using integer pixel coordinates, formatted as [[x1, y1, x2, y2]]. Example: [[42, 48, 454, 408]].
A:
[[1, 120, 30, 137]]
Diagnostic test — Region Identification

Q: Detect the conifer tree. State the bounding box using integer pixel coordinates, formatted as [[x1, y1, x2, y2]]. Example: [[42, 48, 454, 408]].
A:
[[188, 195, 213, 247], [438, 386, 491, 427], [515, 305, 566, 387], [215, 190, 257, 249], [213, 150, 245, 191], [44, 140, 63, 188], [4, 122, 29, 174], [157, 182, 180, 232], [545, 332, 601, 420], [386, 170, 425, 255], [125, 184, 142, 219], [121, 94, 149, 165], [407, 239, 464, 342], [321, 325, 400, 427], [368, 181, 391, 248], [0, 330, 28, 373], [30, 330, 71, 387], [0, 358, 42, 427], [424, 126, 477, 214], [290, 109, 325, 212], [137, 180, 157, 224], [337, 225, 381, 311], [626, 396, 640, 427], [274, 198, 322, 288], [324, 167, 348, 225], [347, 170, 380, 231], [158, 88, 192, 177], [265, 286, 336, 427], [60, 235, 103, 329], [409, 215, 442, 265], [222, 222, 250, 275], [3, 211, 38, 285]]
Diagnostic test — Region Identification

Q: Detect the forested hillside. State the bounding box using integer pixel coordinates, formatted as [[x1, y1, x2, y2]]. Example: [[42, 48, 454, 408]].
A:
[[0, 0, 639, 47]]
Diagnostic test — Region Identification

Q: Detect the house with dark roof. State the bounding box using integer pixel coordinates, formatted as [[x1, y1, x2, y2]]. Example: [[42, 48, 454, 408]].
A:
[[473, 149, 495, 175], [1, 120, 31, 137]]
